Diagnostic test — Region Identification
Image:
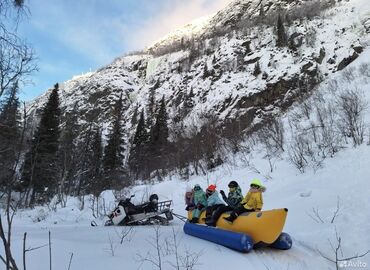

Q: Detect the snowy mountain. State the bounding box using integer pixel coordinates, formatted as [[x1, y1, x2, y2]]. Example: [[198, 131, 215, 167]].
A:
[[8, 47, 370, 269], [28, 0, 370, 150]]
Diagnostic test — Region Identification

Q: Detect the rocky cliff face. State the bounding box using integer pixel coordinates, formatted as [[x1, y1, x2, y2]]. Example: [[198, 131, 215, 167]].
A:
[[28, 0, 370, 162]]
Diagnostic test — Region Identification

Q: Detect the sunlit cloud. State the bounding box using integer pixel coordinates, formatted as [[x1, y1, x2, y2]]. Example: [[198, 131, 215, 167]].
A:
[[28, 0, 233, 62], [20, 0, 234, 100], [123, 0, 234, 51]]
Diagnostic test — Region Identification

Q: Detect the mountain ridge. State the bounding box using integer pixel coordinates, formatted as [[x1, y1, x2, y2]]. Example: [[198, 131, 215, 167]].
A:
[[27, 0, 370, 177]]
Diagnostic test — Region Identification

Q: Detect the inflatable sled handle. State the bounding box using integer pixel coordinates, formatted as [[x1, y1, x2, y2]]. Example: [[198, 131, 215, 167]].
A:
[[184, 223, 253, 253]]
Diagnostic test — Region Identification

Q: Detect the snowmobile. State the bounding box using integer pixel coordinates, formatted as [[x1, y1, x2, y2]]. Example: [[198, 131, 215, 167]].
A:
[[104, 194, 173, 226]]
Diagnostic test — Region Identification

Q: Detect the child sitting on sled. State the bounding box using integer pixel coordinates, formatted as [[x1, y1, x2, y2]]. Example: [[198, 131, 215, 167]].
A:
[[184, 185, 195, 211], [220, 180, 243, 209], [204, 184, 226, 226], [189, 184, 207, 223], [205, 180, 244, 226], [223, 179, 266, 223]]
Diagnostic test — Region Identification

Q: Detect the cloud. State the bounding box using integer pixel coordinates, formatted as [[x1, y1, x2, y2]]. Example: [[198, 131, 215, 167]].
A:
[[19, 0, 234, 101], [28, 0, 233, 65], [122, 0, 234, 51]]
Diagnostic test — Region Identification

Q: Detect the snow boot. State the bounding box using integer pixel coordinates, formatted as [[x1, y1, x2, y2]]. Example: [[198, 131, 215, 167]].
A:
[[223, 213, 237, 223], [205, 217, 216, 227], [190, 217, 199, 223]]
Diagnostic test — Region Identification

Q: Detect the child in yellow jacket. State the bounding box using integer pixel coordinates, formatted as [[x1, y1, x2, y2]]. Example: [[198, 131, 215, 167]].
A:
[[223, 179, 266, 223]]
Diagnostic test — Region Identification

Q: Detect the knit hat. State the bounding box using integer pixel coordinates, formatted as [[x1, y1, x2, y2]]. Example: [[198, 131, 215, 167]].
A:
[[186, 185, 192, 193], [193, 184, 201, 191], [250, 179, 262, 187], [228, 181, 238, 188], [207, 184, 216, 191]]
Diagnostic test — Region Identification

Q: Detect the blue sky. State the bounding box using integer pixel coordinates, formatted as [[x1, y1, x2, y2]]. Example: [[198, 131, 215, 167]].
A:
[[18, 0, 233, 101]]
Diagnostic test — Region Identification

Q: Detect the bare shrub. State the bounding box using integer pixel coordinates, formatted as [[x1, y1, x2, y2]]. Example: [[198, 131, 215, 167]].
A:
[[288, 134, 309, 173], [104, 233, 118, 257], [341, 67, 356, 83], [166, 228, 203, 270], [288, 126, 324, 173], [314, 102, 342, 157], [222, 117, 245, 154], [305, 26, 317, 47], [358, 63, 370, 78], [327, 79, 340, 95], [306, 197, 341, 224], [307, 207, 325, 224], [136, 225, 164, 270], [89, 195, 109, 218], [257, 119, 285, 172], [67, 253, 73, 270], [136, 226, 203, 270], [317, 227, 370, 270], [336, 88, 368, 146], [115, 227, 134, 245], [22, 232, 49, 270]]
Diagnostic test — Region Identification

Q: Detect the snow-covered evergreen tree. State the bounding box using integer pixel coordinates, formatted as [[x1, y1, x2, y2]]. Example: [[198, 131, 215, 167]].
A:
[[129, 110, 150, 179], [102, 94, 127, 188], [21, 83, 61, 205], [0, 82, 21, 190]]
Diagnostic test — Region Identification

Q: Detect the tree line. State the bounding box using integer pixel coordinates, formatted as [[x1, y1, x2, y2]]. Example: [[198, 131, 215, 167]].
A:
[[0, 0, 343, 207], [0, 80, 174, 206]]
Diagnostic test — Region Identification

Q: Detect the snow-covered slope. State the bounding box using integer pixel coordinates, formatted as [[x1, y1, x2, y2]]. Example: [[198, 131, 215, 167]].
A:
[[6, 46, 370, 270], [16, 2, 370, 267], [27, 0, 370, 152]]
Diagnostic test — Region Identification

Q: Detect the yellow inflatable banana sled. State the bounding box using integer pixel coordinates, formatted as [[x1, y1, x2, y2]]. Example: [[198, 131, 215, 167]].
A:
[[188, 208, 288, 245]]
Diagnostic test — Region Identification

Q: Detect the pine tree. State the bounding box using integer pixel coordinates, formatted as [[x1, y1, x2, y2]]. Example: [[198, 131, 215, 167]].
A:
[[184, 88, 195, 109], [58, 106, 79, 197], [21, 83, 61, 205], [148, 96, 169, 175], [212, 55, 217, 65], [151, 96, 169, 148], [276, 14, 288, 47], [147, 83, 157, 127], [102, 94, 126, 188], [253, 61, 262, 76], [129, 110, 149, 179], [259, 2, 265, 18], [0, 82, 21, 189], [74, 124, 92, 196], [86, 127, 104, 197], [202, 63, 210, 79], [130, 105, 139, 126]]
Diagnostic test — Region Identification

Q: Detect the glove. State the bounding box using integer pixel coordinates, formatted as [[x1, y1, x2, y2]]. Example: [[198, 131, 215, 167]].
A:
[[220, 190, 227, 200], [197, 204, 204, 210]]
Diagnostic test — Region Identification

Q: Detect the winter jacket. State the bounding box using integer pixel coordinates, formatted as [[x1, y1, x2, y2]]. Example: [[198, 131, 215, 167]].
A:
[[184, 191, 194, 205], [241, 187, 265, 210], [192, 189, 208, 219], [206, 191, 225, 207], [224, 187, 243, 208], [193, 189, 207, 207]]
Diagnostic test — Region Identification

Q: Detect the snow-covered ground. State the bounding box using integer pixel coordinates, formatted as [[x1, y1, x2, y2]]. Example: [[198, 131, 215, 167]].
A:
[[4, 142, 370, 270], [4, 50, 370, 269]]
